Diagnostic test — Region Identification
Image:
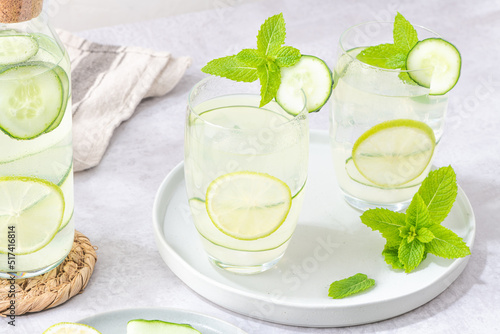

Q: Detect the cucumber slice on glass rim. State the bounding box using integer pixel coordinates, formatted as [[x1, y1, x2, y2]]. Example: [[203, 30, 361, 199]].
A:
[[406, 38, 461, 95], [276, 55, 333, 115]]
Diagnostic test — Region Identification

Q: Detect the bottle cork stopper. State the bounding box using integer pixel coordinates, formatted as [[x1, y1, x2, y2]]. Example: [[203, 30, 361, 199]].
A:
[[0, 0, 43, 23]]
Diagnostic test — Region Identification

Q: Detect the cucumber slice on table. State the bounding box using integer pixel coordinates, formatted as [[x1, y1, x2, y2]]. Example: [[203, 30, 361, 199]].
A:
[[127, 319, 201, 334], [0, 62, 64, 139], [406, 38, 461, 95], [0, 34, 39, 65], [276, 55, 333, 115]]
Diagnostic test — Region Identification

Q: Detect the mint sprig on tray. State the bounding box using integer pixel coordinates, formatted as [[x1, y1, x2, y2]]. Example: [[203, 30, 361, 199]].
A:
[[361, 166, 471, 273], [328, 273, 375, 299], [202, 13, 300, 107]]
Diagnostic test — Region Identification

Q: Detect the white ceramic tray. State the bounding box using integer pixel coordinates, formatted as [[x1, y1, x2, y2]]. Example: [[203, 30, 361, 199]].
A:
[[152, 130, 475, 327], [79, 307, 247, 334]]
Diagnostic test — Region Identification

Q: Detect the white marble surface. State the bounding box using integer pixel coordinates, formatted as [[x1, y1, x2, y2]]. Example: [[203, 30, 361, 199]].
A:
[[5, 0, 499, 333]]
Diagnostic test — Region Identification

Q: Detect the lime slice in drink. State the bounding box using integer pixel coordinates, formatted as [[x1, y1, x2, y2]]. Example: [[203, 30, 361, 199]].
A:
[[352, 119, 436, 188], [206, 172, 292, 241], [0, 62, 64, 140], [128, 319, 201, 334], [43, 322, 101, 334], [0, 176, 64, 255]]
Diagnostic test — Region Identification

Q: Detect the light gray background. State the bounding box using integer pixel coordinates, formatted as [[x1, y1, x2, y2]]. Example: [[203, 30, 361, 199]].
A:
[[4, 0, 499, 333]]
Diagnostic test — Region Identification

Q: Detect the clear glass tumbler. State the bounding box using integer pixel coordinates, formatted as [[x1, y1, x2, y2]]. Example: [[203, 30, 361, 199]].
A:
[[0, 0, 74, 278], [330, 22, 448, 211], [184, 76, 308, 274]]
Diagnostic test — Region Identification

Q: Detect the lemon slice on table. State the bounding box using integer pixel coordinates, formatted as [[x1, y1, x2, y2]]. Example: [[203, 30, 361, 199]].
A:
[[0, 176, 64, 255], [206, 172, 292, 241], [352, 119, 436, 188], [43, 322, 101, 334]]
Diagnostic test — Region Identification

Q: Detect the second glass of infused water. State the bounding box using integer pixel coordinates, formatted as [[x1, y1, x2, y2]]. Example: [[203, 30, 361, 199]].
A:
[[184, 76, 308, 274], [330, 22, 448, 211]]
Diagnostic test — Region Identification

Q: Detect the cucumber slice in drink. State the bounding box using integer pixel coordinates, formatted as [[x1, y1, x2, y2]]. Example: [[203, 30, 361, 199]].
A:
[[0, 62, 64, 139], [406, 38, 461, 95], [276, 55, 333, 115], [127, 319, 201, 334], [44, 65, 70, 133], [0, 34, 39, 65], [0, 131, 73, 184], [0, 29, 19, 35]]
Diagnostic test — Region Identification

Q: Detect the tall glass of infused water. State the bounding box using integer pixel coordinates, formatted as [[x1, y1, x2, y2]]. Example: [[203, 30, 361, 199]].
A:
[[330, 22, 449, 211], [0, 0, 74, 278], [185, 76, 308, 274]]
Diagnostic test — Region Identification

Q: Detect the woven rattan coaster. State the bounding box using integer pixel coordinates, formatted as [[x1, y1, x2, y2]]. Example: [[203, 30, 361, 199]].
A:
[[0, 231, 97, 316]]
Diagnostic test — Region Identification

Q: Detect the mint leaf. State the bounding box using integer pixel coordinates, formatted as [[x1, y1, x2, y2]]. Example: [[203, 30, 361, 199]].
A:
[[274, 46, 301, 67], [356, 43, 406, 69], [398, 238, 425, 273], [236, 49, 266, 67], [355, 12, 419, 75], [202, 55, 258, 82], [393, 12, 419, 53], [398, 69, 418, 85], [382, 245, 404, 270], [399, 225, 434, 243], [257, 65, 281, 107], [257, 13, 286, 56], [202, 13, 304, 107], [360, 209, 406, 247], [328, 273, 375, 299], [405, 193, 432, 229], [426, 224, 471, 258], [399, 225, 417, 242], [418, 166, 458, 225], [416, 227, 435, 243]]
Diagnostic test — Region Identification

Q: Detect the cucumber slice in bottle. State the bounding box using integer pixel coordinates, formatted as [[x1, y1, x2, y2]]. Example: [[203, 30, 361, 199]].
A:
[[406, 38, 461, 95], [0, 29, 19, 35], [0, 62, 63, 139], [0, 34, 39, 65], [275, 55, 333, 115], [127, 319, 201, 334], [44, 65, 70, 133]]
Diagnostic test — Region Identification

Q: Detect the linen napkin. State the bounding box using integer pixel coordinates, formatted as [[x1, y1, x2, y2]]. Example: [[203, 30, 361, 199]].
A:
[[56, 30, 191, 172]]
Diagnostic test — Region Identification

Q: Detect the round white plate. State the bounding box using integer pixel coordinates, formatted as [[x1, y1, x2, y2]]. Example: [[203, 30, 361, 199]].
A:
[[152, 130, 475, 327], [78, 307, 247, 333]]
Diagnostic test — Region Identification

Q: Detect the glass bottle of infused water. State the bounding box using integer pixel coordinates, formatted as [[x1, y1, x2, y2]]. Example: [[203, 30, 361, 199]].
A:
[[0, 0, 74, 278]]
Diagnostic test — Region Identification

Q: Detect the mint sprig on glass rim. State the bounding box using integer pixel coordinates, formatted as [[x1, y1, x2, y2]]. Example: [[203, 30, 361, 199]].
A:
[[356, 12, 462, 95], [202, 13, 333, 113], [202, 13, 300, 107], [360, 166, 471, 273], [356, 12, 419, 70]]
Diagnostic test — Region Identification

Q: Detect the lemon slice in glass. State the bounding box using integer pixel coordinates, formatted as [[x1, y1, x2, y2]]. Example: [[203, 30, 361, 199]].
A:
[[352, 119, 436, 188], [0, 176, 64, 255], [206, 172, 292, 241], [43, 322, 101, 334]]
